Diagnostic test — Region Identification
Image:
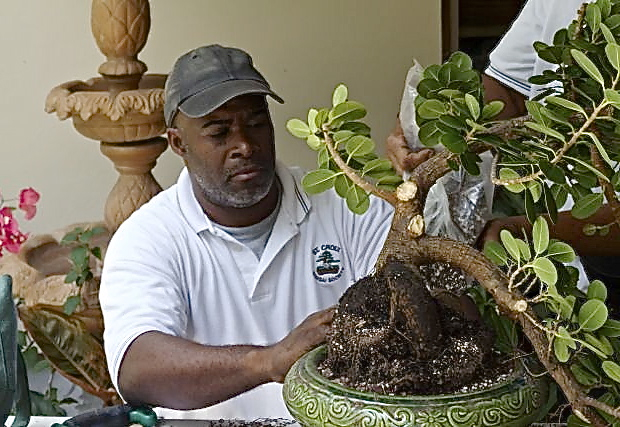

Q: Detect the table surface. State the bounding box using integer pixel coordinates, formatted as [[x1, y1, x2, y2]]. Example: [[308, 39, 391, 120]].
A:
[[5, 417, 301, 427]]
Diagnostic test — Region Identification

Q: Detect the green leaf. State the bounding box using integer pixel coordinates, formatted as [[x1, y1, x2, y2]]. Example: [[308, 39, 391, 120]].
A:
[[571, 49, 605, 86], [460, 151, 481, 176], [532, 216, 550, 254], [600, 22, 616, 44], [483, 240, 508, 266], [345, 135, 375, 157], [332, 84, 348, 107], [587, 279, 608, 301], [527, 180, 543, 203], [63, 295, 81, 315], [547, 241, 576, 263], [604, 88, 620, 107], [525, 121, 566, 142], [334, 174, 352, 198], [570, 362, 599, 386], [545, 96, 587, 116], [499, 168, 526, 193], [315, 108, 330, 129], [286, 118, 311, 139], [346, 185, 370, 215], [302, 169, 337, 194], [448, 51, 473, 70], [328, 101, 367, 126], [516, 239, 532, 261], [532, 258, 558, 286], [578, 299, 608, 332], [584, 132, 614, 167], [500, 229, 521, 261], [599, 319, 620, 337], [417, 99, 448, 120], [362, 158, 393, 176], [571, 193, 604, 219], [540, 161, 566, 184], [464, 93, 480, 120], [606, 42, 620, 71], [481, 100, 504, 120], [553, 337, 570, 362], [586, 3, 602, 32], [307, 109, 319, 133], [64, 270, 79, 284], [418, 121, 443, 147], [440, 131, 468, 154], [584, 333, 613, 355], [306, 134, 322, 151], [602, 360, 620, 383]]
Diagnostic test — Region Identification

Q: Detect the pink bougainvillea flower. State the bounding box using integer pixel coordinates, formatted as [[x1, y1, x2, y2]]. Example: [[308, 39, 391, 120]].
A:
[[18, 187, 40, 220], [0, 206, 27, 255]]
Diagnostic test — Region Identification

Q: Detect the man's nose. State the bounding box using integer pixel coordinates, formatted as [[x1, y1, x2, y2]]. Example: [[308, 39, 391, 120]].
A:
[[229, 127, 254, 158]]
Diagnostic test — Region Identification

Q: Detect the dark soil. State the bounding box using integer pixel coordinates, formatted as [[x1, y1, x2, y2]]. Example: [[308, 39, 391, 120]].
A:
[[319, 260, 512, 395]]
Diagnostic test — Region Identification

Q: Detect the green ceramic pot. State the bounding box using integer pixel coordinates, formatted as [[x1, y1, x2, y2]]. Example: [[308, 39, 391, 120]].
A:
[[283, 346, 555, 427]]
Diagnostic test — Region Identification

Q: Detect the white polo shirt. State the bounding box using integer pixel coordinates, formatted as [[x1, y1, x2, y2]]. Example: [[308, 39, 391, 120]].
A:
[[486, 0, 592, 99], [100, 161, 393, 420]]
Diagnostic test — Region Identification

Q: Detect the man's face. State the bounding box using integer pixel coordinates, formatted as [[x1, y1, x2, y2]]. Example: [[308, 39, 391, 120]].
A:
[[170, 95, 276, 210]]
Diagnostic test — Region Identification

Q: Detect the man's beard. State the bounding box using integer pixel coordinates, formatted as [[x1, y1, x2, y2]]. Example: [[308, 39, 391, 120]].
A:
[[196, 169, 275, 208]]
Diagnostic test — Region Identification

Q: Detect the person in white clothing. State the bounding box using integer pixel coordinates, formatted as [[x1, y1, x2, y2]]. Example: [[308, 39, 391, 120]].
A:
[[387, 0, 620, 296], [99, 44, 396, 421]]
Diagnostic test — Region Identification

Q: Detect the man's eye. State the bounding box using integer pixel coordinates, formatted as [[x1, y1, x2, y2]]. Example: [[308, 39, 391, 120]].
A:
[[248, 120, 268, 128], [205, 127, 229, 137]]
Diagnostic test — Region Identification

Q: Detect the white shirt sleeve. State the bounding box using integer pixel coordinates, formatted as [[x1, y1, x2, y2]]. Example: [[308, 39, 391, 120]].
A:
[[485, 0, 548, 96]]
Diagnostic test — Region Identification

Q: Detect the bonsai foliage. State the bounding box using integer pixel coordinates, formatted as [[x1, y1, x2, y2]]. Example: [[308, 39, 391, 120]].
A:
[[286, 1, 619, 425]]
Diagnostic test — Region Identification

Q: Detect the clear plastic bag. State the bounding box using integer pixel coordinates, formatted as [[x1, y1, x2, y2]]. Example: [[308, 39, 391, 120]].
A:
[[399, 62, 494, 291]]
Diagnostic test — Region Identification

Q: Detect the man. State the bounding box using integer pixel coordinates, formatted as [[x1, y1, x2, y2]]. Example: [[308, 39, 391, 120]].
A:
[[387, 0, 620, 281], [99, 44, 394, 420]]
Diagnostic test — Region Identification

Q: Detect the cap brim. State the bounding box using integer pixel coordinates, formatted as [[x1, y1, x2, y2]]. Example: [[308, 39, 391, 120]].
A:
[[179, 79, 284, 119]]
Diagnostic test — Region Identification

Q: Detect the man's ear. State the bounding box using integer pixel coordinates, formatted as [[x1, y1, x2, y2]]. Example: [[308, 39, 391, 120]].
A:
[[167, 128, 186, 156]]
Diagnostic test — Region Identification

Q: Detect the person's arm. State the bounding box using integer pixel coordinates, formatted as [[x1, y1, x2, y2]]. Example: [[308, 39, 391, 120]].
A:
[[118, 307, 334, 410], [480, 204, 620, 257], [481, 74, 527, 119], [385, 117, 434, 176]]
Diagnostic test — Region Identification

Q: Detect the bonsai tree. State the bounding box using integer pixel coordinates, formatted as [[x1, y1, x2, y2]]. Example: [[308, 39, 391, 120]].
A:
[[286, 1, 620, 425]]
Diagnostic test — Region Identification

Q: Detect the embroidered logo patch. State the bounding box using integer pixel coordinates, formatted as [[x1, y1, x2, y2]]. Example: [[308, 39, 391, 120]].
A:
[[312, 244, 344, 283]]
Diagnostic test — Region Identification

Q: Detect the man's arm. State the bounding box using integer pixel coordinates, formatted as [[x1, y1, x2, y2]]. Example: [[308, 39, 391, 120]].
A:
[[480, 204, 620, 256], [118, 307, 334, 410]]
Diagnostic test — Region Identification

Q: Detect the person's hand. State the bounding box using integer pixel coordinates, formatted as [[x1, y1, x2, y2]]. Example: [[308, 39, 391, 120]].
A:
[[386, 117, 434, 176], [475, 216, 531, 250], [266, 307, 335, 382]]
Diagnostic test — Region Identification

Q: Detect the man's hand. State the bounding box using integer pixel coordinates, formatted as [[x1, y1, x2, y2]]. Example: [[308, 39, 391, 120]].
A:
[[266, 307, 335, 382], [386, 118, 434, 176]]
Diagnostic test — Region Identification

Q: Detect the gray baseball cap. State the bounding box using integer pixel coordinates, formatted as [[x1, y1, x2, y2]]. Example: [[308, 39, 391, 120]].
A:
[[164, 44, 284, 127]]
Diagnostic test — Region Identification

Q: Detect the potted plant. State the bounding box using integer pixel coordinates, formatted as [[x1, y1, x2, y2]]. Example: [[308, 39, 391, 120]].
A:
[[282, 1, 620, 426]]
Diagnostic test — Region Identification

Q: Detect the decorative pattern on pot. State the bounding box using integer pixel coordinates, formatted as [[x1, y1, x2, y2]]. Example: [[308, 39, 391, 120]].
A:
[[283, 346, 553, 427]]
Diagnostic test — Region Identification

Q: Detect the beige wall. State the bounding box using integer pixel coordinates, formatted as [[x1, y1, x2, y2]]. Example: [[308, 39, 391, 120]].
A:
[[1, 1, 441, 235]]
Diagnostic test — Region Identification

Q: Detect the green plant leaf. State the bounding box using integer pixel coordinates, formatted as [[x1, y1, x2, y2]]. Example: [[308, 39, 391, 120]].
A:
[[532, 258, 558, 286], [602, 360, 620, 383], [63, 295, 81, 315], [553, 337, 570, 362], [315, 108, 330, 129], [483, 240, 508, 266], [464, 93, 480, 120], [604, 88, 620, 108], [417, 99, 448, 120], [499, 168, 526, 193], [532, 217, 550, 254], [547, 241, 576, 263], [584, 132, 614, 166], [527, 180, 543, 203], [307, 109, 319, 133], [540, 161, 567, 184], [545, 96, 587, 116], [328, 101, 367, 126], [606, 42, 620, 71], [578, 299, 608, 332], [584, 333, 613, 355], [525, 121, 566, 142], [345, 135, 375, 157], [286, 118, 311, 139], [302, 169, 337, 194], [500, 229, 521, 261], [481, 100, 504, 120], [362, 158, 393, 176], [346, 185, 370, 215], [334, 174, 352, 198], [586, 2, 602, 32], [18, 305, 115, 402], [332, 84, 348, 107], [570, 362, 599, 386], [516, 239, 532, 261], [440, 131, 468, 154], [571, 193, 604, 219], [418, 121, 443, 147], [601, 22, 616, 44], [571, 49, 605, 86], [587, 279, 608, 301], [599, 319, 620, 337]]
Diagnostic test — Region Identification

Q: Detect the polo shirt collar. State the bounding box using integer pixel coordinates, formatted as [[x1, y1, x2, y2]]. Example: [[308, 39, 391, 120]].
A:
[[176, 161, 311, 235]]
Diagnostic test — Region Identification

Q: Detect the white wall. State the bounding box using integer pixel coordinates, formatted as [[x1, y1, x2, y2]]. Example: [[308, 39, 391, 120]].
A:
[[1, 1, 441, 235]]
